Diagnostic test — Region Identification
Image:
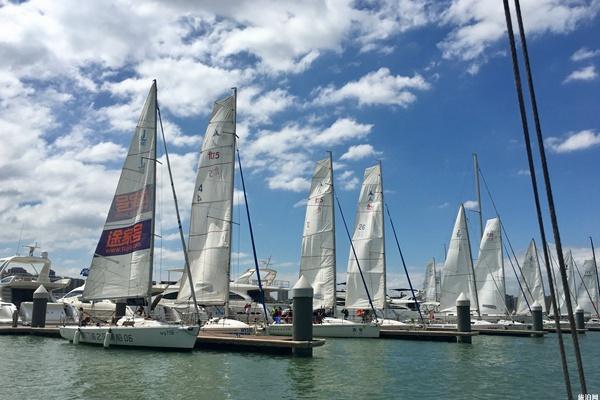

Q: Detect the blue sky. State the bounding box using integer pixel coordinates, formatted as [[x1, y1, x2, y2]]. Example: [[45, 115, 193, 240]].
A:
[[0, 0, 598, 293]]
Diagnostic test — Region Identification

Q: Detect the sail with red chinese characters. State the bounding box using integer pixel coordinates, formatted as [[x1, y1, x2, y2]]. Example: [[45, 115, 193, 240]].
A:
[[177, 95, 236, 305], [345, 164, 386, 309], [83, 83, 156, 301]]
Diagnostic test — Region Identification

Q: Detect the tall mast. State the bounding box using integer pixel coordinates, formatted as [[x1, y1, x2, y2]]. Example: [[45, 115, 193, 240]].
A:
[[224, 88, 237, 318], [463, 205, 481, 317], [147, 79, 158, 307], [328, 151, 337, 315], [379, 160, 387, 314], [473, 153, 484, 241]]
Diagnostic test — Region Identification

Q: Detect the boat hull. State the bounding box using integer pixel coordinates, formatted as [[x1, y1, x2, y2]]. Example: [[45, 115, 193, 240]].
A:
[[266, 322, 380, 338], [59, 324, 200, 350]]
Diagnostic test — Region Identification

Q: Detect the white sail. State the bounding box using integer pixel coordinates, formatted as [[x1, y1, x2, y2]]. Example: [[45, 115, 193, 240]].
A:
[[576, 260, 599, 316], [422, 260, 437, 303], [177, 95, 236, 305], [299, 157, 336, 311], [516, 240, 546, 314], [345, 165, 385, 309], [84, 83, 156, 301], [559, 250, 578, 315], [439, 205, 477, 313], [474, 218, 506, 315]]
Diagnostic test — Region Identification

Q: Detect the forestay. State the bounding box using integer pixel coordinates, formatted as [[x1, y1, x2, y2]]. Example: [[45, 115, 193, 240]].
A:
[[345, 165, 386, 309], [84, 83, 156, 301], [177, 95, 236, 305], [422, 260, 437, 303], [516, 240, 546, 314], [474, 218, 506, 315], [439, 205, 477, 313], [577, 260, 599, 315], [299, 157, 336, 311]]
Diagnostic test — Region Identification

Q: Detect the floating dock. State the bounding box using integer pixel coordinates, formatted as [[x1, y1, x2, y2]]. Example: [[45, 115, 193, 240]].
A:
[[379, 328, 479, 342], [0, 324, 325, 355], [387, 325, 545, 338], [195, 332, 325, 354], [543, 327, 587, 334]]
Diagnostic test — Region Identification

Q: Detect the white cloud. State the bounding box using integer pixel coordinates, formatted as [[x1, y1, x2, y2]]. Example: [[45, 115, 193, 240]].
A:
[[439, 0, 600, 68], [340, 144, 382, 161], [237, 86, 295, 124], [571, 47, 600, 62], [546, 130, 600, 153], [314, 68, 430, 107], [517, 169, 531, 176], [463, 200, 479, 211], [293, 198, 308, 208], [563, 65, 598, 83], [337, 170, 360, 191]]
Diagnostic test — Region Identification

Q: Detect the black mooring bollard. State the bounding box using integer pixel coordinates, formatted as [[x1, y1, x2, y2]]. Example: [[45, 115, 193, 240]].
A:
[[292, 275, 313, 357], [31, 285, 49, 328], [456, 292, 472, 344]]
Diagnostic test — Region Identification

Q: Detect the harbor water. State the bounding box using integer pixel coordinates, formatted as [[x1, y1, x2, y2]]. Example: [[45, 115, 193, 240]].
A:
[[1, 334, 599, 399]]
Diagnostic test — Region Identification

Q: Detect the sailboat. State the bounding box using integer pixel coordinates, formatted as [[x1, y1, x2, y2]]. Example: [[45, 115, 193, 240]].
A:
[[172, 91, 252, 334], [60, 81, 200, 349], [515, 240, 546, 315], [266, 155, 380, 338], [438, 205, 478, 316], [557, 250, 578, 317], [473, 218, 507, 317], [576, 260, 599, 317], [421, 259, 440, 312]]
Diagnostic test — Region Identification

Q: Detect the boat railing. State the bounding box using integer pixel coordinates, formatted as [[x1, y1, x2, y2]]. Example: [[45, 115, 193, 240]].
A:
[[251, 279, 290, 288], [0, 273, 64, 284]]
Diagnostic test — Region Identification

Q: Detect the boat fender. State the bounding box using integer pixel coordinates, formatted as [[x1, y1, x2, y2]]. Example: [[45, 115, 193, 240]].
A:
[[103, 329, 111, 348], [73, 329, 81, 345]]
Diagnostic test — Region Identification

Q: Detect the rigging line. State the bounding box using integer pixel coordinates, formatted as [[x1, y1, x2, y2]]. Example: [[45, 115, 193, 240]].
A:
[[477, 167, 535, 302], [157, 103, 201, 324], [384, 204, 424, 324], [572, 258, 600, 318], [334, 193, 378, 322], [513, 0, 586, 391], [236, 149, 269, 325], [502, 1, 573, 396]]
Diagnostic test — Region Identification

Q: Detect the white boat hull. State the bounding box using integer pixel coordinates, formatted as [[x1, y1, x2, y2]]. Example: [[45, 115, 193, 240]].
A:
[[60, 324, 200, 350], [200, 318, 254, 335], [266, 321, 380, 338]]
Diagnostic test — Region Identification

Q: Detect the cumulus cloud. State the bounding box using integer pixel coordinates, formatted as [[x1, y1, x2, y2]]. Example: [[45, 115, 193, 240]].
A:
[[463, 200, 479, 211], [563, 65, 598, 83], [314, 68, 430, 107], [571, 47, 600, 62], [546, 130, 600, 153], [340, 144, 382, 161]]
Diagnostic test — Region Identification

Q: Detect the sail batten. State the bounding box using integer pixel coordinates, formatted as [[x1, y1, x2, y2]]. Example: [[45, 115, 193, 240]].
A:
[[439, 205, 477, 313], [177, 95, 236, 305], [83, 83, 157, 301], [345, 165, 385, 309]]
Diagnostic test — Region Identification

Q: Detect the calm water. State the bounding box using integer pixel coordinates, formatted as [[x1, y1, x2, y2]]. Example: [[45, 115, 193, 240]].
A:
[[1, 333, 599, 399]]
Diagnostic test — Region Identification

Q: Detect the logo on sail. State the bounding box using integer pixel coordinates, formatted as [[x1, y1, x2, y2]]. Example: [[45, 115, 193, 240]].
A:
[[106, 185, 154, 222], [95, 219, 152, 257]]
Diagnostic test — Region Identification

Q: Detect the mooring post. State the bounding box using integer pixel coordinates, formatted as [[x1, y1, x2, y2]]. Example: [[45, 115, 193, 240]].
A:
[[531, 301, 543, 336], [12, 309, 18, 327], [575, 306, 585, 332], [292, 275, 313, 357], [31, 285, 48, 328], [456, 292, 472, 344]]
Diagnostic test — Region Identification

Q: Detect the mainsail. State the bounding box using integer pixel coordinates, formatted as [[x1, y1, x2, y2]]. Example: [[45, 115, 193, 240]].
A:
[[558, 250, 578, 315], [516, 240, 546, 314], [576, 260, 599, 316], [439, 205, 477, 313], [84, 83, 156, 301], [422, 260, 438, 303], [345, 164, 386, 309], [177, 95, 236, 305], [474, 218, 506, 315], [299, 156, 336, 311]]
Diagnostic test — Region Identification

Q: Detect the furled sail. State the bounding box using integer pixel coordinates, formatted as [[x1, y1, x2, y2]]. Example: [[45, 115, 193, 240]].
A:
[[422, 260, 437, 303], [177, 95, 236, 305], [474, 218, 506, 315], [345, 165, 386, 309], [84, 83, 156, 301], [439, 205, 477, 313], [299, 157, 336, 311], [516, 240, 546, 314], [576, 260, 599, 316]]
